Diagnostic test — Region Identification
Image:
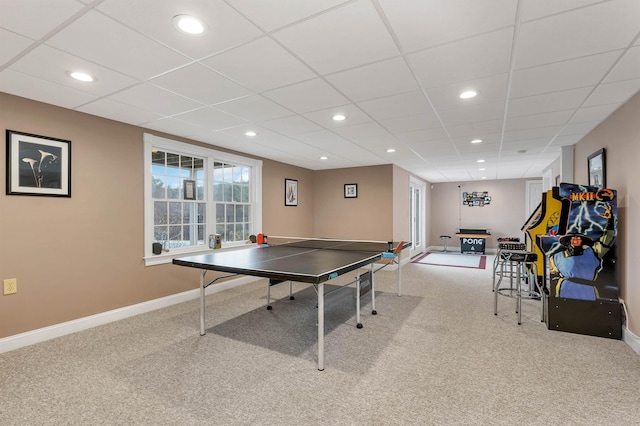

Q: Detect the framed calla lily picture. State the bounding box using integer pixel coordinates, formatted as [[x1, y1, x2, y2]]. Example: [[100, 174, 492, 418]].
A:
[[6, 130, 71, 197]]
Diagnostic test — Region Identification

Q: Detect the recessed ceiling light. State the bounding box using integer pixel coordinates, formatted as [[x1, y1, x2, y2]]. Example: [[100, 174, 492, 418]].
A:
[[477, 159, 485, 163], [68, 71, 94, 82], [481, 176, 487, 180], [172, 15, 206, 35], [245, 131, 257, 137], [471, 139, 482, 144], [386, 148, 396, 153], [479, 168, 486, 171], [332, 114, 346, 121], [320, 156, 328, 160], [459, 90, 477, 99]]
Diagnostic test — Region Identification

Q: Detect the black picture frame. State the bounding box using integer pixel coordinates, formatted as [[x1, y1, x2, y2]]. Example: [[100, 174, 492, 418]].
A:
[[285, 178, 298, 206], [6, 130, 71, 197], [344, 183, 357, 198], [587, 148, 606, 189], [183, 179, 196, 200]]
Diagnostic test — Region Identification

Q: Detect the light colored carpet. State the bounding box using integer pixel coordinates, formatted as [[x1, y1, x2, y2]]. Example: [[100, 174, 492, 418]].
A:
[[1, 256, 639, 425], [413, 252, 487, 269]]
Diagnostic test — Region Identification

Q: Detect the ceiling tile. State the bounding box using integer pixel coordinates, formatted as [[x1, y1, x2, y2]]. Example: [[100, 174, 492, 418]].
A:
[[379, 0, 517, 53], [108, 83, 203, 116], [379, 113, 442, 134], [569, 103, 622, 124], [76, 98, 164, 125], [46, 10, 190, 80], [446, 120, 503, 139], [326, 57, 419, 102], [0, 0, 84, 40], [438, 101, 506, 128], [171, 106, 247, 131], [396, 128, 449, 145], [150, 63, 253, 105], [0, 30, 34, 65], [408, 28, 514, 89], [520, 0, 609, 22], [142, 118, 208, 139], [213, 95, 293, 122], [260, 115, 322, 135], [202, 37, 316, 92], [507, 87, 592, 117], [604, 46, 640, 84], [510, 51, 622, 98], [96, 0, 263, 60], [516, 0, 640, 69], [0, 69, 96, 109], [303, 104, 372, 129], [583, 79, 640, 106], [273, 0, 399, 75], [229, 0, 350, 32], [9, 45, 139, 97], [263, 78, 349, 113], [357, 91, 431, 121], [332, 122, 398, 149], [505, 110, 574, 131], [425, 74, 509, 110]]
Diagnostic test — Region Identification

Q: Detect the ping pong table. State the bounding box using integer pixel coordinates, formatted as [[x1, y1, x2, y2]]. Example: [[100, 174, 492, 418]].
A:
[[172, 237, 407, 370]]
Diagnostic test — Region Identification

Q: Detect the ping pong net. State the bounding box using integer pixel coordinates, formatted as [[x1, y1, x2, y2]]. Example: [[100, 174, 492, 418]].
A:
[[263, 236, 400, 254]]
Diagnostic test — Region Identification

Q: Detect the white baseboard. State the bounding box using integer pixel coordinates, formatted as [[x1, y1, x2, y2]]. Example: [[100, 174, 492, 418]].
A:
[[0, 275, 259, 354], [622, 326, 640, 355]]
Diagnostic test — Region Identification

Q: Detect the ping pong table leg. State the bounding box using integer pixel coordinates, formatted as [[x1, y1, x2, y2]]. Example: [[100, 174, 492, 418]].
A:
[[397, 253, 402, 297], [356, 270, 362, 329], [370, 263, 377, 315], [267, 281, 272, 310], [200, 270, 206, 336], [318, 282, 324, 371]]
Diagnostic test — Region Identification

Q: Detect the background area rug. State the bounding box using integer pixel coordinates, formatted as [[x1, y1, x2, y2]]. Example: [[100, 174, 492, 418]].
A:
[[412, 252, 486, 269]]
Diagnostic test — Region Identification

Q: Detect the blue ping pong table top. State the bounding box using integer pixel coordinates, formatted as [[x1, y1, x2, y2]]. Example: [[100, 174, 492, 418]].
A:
[[172, 240, 406, 284]]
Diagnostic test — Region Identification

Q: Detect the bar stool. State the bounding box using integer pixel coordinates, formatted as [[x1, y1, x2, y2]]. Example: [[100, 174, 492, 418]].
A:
[[492, 239, 524, 291], [494, 250, 544, 325], [440, 235, 451, 252]]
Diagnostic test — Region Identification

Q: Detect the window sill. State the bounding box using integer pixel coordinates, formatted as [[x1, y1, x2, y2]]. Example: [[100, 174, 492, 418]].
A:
[[143, 242, 253, 266]]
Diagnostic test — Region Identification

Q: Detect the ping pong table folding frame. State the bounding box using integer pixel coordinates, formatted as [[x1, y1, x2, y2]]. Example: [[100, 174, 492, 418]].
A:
[[173, 240, 407, 370]]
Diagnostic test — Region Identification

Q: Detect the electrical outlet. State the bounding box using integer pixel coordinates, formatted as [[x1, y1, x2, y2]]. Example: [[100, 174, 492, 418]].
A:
[[3, 278, 17, 295]]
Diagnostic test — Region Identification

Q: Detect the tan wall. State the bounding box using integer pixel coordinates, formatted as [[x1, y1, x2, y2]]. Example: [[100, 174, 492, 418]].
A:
[[261, 159, 315, 237], [429, 179, 530, 250], [572, 91, 640, 336], [0, 93, 400, 338], [313, 165, 393, 241], [1, 94, 200, 336]]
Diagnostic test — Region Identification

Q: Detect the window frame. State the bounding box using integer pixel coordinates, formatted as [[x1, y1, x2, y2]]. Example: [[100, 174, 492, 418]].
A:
[[143, 133, 262, 266]]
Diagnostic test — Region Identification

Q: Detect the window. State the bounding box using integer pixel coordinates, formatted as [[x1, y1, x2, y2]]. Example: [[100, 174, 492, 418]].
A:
[[144, 133, 262, 265], [213, 162, 251, 243]]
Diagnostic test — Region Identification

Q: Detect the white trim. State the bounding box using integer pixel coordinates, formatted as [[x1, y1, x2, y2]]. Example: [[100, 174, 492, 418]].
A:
[[0, 275, 260, 354], [143, 133, 263, 265], [409, 176, 426, 259], [622, 326, 640, 355]]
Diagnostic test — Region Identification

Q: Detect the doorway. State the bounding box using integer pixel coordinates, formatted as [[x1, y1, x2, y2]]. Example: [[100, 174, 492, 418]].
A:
[[409, 178, 426, 258]]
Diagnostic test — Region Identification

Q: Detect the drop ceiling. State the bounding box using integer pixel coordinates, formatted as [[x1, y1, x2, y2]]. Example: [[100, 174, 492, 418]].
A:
[[1, 0, 639, 182]]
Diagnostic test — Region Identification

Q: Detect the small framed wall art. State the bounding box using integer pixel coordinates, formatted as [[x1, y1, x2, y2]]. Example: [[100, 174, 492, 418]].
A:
[[285, 178, 298, 206], [344, 183, 357, 198], [6, 130, 71, 197], [587, 148, 606, 189]]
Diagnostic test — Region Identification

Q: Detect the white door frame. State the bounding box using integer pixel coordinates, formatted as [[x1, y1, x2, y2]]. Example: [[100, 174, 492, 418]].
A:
[[409, 177, 426, 258]]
